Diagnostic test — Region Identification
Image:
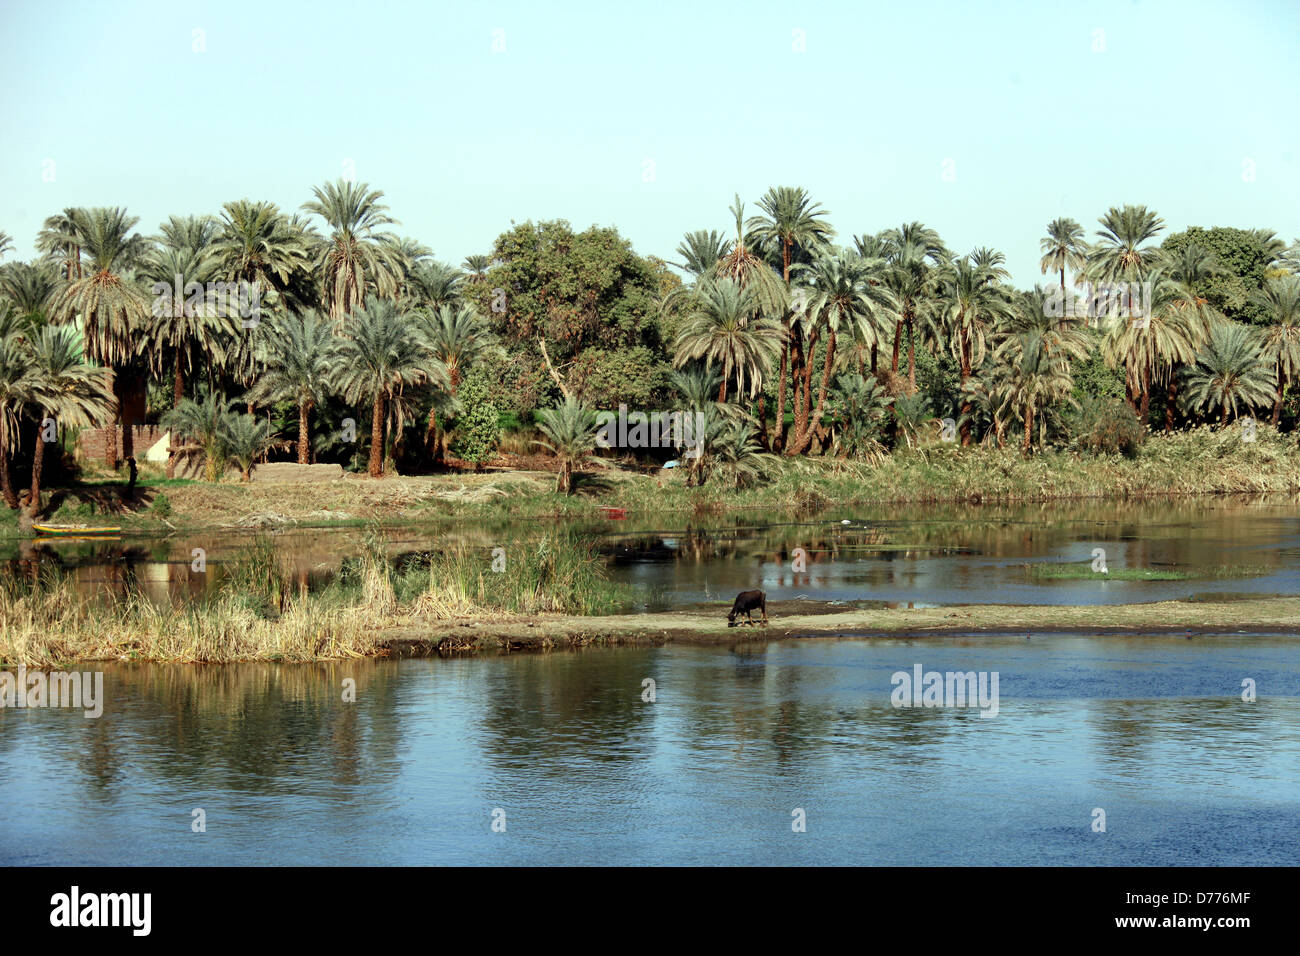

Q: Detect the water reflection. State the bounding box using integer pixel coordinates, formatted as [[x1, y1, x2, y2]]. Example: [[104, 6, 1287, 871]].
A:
[[3, 634, 1296, 865], [7, 495, 1298, 609]]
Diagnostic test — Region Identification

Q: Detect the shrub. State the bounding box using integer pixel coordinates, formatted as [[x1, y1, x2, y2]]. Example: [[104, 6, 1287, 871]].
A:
[[1068, 395, 1143, 456]]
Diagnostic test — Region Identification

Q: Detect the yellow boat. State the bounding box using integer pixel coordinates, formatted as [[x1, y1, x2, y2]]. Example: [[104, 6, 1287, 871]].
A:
[[33, 523, 122, 538]]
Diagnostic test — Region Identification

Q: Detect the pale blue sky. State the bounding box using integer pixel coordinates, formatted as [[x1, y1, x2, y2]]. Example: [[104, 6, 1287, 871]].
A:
[[2, 0, 1296, 286]]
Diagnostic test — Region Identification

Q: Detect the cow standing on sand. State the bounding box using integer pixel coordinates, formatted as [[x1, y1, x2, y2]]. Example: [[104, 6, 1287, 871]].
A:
[[727, 589, 768, 627]]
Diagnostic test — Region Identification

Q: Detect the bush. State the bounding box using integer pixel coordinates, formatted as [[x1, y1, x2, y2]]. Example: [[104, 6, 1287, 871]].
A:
[[1068, 396, 1143, 456]]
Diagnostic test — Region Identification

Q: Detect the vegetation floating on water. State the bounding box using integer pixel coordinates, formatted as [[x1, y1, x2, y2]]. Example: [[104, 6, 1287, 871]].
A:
[[1027, 563, 1270, 581]]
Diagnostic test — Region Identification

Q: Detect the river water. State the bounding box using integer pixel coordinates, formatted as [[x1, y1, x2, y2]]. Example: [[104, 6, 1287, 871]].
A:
[[7, 495, 1300, 609], [2, 633, 1297, 865]]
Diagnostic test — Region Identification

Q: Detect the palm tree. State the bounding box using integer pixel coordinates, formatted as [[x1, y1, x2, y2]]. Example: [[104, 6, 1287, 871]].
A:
[[746, 187, 833, 450], [0, 231, 12, 261], [891, 393, 934, 451], [785, 252, 894, 454], [461, 255, 491, 282], [1039, 218, 1087, 325], [413, 303, 499, 460], [0, 324, 36, 508], [158, 214, 219, 256], [409, 260, 464, 312], [672, 277, 782, 404], [244, 310, 335, 464], [706, 420, 778, 490], [1150, 246, 1221, 428], [941, 256, 1012, 444], [0, 261, 60, 326], [142, 238, 236, 424], [832, 373, 893, 459], [24, 326, 114, 516], [331, 296, 436, 477], [670, 364, 722, 410], [45, 207, 150, 467], [997, 330, 1079, 454], [162, 391, 236, 482], [1183, 323, 1277, 425], [211, 199, 315, 315], [222, 412, 280, 481], [36, 209, 85, 280], [1085, 205, 1166, 330], [879, 223, 948, 389], [302, 180, 403, 321], [1255, 277, 1300, 424], [1101, 271, 1203, 423], [534, 398, 600, 495], [674, 230, 733, 279]]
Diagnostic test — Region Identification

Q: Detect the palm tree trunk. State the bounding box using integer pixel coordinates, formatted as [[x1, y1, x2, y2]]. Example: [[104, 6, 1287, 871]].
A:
[[891, 320, 902, 373], [788, 332, 836, 456], [298, 401, 311, 465], [1139, 363, 1152, 422], [906, 314, 917, 389], [1022, 405, 1034, 454], [166, 361, 184, 479], [959, 331, 972, 446], [369, 394, 385, 477], [1059, 266, 1067, 332], [0, 435, 18, 509], [1272, 368, 1284, 426], [717, 376, 727, 404], [775, 343, 788, 452], [870, 343, 878, 376], [26, 428, 47, 517], [1166, 378, 1178, 432]]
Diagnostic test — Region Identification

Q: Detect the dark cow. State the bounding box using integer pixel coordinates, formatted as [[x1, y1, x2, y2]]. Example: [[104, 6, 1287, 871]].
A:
[[727, 589, 768, 627]]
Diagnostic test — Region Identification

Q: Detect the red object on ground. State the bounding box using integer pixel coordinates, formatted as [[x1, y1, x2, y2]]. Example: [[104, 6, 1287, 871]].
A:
[[599, 507, 628, 519]]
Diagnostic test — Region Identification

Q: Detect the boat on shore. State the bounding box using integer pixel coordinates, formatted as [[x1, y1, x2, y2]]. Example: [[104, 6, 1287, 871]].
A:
[[32, 523, 122, 539]]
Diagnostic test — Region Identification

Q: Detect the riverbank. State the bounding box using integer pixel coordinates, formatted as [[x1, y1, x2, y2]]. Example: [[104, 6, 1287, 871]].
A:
[[5, 589, 1298, 665], [9, 425, 1300, 536], [382, 596, 1300, 655]]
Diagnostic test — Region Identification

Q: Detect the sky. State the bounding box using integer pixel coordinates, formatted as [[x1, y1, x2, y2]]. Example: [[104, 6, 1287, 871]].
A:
[[1, 0, 1297, 287]]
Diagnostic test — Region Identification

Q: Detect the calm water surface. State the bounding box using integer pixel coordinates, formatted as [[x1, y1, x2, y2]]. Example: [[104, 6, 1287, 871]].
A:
[[3, 634, 1297, 866], [9, 496, 1300, 608]]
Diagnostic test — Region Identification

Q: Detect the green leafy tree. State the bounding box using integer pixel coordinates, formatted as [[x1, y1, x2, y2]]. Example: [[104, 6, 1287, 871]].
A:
[[448, 371, 501, 469], [1162, 226, 1283, 326], [472, 219, 664, 361]]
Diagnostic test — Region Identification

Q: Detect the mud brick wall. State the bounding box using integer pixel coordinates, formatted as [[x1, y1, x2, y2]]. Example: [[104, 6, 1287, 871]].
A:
[[77, 425, 166, 462]]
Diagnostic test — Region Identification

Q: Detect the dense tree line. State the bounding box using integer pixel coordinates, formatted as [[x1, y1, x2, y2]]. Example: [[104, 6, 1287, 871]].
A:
[[0, 184, 1297, 503]]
